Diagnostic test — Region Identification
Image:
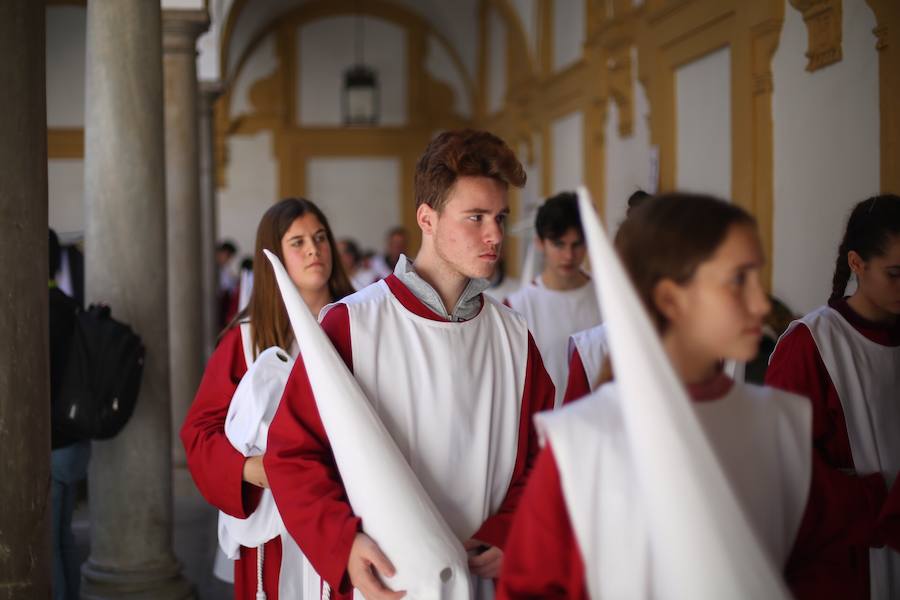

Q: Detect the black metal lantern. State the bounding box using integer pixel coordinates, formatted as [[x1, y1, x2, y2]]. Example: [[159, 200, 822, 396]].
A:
[[342, 12, 379, 126], [343, 64, 379, 126]]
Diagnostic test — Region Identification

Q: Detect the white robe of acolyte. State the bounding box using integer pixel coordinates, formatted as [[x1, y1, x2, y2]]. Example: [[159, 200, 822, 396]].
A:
[[321, 280, 530, 598], [506, 276, 601, 407]]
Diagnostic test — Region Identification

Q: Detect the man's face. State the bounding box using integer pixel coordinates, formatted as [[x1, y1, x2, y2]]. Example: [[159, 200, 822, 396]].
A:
[[537, 228, 586, 280], [423, 176, 509, 280]]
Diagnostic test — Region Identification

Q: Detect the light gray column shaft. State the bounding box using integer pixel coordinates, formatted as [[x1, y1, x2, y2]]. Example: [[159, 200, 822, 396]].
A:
[[198, 82, 222, 359], [164, 10, 209, 468], [82, 1, 191, 597], [0, 2, 50, 597]]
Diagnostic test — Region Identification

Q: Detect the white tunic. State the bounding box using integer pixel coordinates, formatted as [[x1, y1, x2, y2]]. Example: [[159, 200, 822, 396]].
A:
[[538, 381, 812, 599], [506, 277, 601, 407], [778, 305, 900, 599], [326, 280, 529, 597]]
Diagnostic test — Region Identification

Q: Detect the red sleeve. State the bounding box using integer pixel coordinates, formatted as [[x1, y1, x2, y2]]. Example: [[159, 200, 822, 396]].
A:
[[768, 325, 895, 599], [765, 324, 854, 468], [472, 332, 555, 549], [496, 445, 588, 600], [879, 477, 900, 553], [562, 348, 591, 405], [180, 327, 262, 518], [264, 304, 361, 597], [786, 454, 888, 599]]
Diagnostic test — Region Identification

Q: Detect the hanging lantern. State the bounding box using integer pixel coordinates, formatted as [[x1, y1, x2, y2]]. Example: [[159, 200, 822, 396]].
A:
[[342, 64, 379, 126]]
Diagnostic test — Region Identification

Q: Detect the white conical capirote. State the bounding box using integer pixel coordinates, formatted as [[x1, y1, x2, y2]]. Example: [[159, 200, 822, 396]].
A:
[[263, 249, 471, 598], [574, 188, 790, 599]]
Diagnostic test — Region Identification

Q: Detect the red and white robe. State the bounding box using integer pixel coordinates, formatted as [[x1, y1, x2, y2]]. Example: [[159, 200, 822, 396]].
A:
[[265, 274, 555, 599], [564, 324, 609, 403], [497, 375, 892, 599], [767, 297, 900, 599], [181, 325, 285, 600]]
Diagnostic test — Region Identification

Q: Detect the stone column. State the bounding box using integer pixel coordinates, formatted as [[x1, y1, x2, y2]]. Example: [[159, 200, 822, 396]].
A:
[[198, 82, 222, 359], [0, 2, 50, 597], [81, 1, 191, 598], [164, 9, 209, 468]]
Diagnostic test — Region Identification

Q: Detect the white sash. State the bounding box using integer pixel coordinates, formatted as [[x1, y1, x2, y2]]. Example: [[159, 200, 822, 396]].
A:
[[217, 323, 318, 600], [779, 306, 900, 599]]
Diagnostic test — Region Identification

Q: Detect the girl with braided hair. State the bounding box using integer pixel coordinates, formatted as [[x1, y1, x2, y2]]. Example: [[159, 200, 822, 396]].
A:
[[767, 194, 900, 599]]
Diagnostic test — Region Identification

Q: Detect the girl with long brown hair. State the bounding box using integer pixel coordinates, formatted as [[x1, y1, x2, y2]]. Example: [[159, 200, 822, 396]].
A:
[[181, 197, 353, 600]]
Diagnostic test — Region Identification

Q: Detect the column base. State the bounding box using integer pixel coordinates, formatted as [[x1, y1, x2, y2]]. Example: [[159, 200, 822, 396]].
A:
[[81, 558, 195, 600]]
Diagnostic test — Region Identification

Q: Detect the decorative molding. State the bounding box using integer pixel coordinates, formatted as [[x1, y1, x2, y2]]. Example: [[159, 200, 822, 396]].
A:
[[606, 45, 634, 136], [789, 0, 842, 71], [47, 128, 84, 159], [865, 0, 900, 193]]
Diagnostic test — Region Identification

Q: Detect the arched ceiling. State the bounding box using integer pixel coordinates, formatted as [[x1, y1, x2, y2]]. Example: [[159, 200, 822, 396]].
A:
[[210, 0, 482, 84]]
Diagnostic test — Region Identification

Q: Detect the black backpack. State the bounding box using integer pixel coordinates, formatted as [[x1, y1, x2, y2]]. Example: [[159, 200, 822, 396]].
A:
[[55, 304, 145, 440]]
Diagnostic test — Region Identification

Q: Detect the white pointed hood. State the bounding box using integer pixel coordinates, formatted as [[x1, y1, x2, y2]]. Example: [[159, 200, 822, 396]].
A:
[[574, 188, 790, 599], [264, 250, 471, 598]]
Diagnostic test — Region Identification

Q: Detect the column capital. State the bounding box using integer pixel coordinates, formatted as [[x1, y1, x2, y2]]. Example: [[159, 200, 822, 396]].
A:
[[163, 9, 209, 55], [198, 80, 224, 106]]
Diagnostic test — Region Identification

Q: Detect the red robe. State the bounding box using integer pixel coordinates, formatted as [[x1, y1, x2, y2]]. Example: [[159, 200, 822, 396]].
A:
[[563, 348, 591, 405], [766, 297, 900, 599], [265, 274, 556, 599], [180, 326, 283, 600], [496, 376, 890, 600]]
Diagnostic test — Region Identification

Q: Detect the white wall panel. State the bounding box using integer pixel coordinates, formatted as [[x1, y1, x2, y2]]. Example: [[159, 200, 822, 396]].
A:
[[551, 111, 584, 193], [217, 131, 279, 259], [772, 1, 879, 314], [553, 0, 585, 71], [675, 46, 731, 199], [306, 157, 401, 254]]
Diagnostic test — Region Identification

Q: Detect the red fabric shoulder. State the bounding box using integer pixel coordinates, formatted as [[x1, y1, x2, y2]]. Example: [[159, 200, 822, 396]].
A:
[[563, 348, 591, 405], [321, 303, 353, 371]]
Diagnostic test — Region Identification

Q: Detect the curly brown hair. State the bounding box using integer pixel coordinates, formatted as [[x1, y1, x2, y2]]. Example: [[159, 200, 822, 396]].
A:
[[414, 129, 526, 212]]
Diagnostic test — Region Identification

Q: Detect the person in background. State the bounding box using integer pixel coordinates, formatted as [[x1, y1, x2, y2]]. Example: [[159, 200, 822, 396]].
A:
[[216, 240, 239, 329], [370, 226, 408, 279], [339, 238, 378, 291], [506, 192, 602, 407], [484, 255, 520, 302], [767, 194, 900, 599], [48, 228, 91, 600]]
